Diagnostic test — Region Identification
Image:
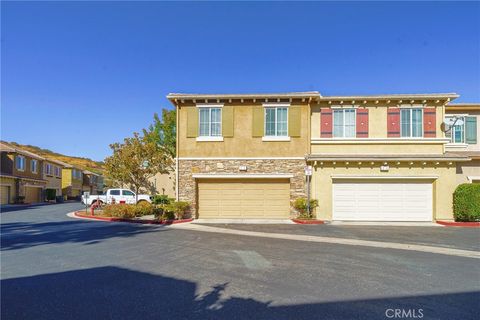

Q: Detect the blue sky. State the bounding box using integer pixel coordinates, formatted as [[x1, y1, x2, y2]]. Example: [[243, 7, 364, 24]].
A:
[[2, 1, 479, 161]]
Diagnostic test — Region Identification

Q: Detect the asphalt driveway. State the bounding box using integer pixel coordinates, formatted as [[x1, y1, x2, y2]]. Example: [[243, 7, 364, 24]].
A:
[[1, 203, 479, 320]]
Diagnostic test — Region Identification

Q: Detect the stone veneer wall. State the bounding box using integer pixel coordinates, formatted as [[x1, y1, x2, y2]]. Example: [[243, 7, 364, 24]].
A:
[[178, 159, 307, 218]]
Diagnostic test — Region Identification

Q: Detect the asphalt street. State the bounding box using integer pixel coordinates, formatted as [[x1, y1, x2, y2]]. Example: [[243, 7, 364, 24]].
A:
[[1, 203, 479, 320]]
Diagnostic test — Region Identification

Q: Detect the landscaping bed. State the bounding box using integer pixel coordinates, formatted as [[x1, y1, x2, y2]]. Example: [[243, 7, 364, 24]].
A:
[[74, 211, 193, 225]]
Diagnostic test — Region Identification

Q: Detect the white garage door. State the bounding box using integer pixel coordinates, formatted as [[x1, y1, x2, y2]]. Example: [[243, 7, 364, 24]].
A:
[[333, 181, 433, 221]]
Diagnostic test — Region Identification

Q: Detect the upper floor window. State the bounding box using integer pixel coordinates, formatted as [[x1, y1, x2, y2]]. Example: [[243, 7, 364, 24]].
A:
[[31, 160, 38, 173], [199, 107, 222, 137], [15, 156, 25, 171], [54, 166, 61, 177], [333, 109, 356, 138], [45, 163, 53, 175], [73, 169, 82, 179], [445, 116, 465, 144], [401, 108, 423, 138], [265, 107, 288, 137]]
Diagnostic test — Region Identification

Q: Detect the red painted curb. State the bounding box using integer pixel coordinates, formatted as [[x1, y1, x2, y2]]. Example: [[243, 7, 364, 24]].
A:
[[291, 219, 324, 225], [436, 221, 480, 228], [74, 211, 193, 225]]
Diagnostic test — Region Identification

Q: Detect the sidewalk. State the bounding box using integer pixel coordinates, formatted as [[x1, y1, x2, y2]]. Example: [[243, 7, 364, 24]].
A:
[[170, 223, 480, 259]]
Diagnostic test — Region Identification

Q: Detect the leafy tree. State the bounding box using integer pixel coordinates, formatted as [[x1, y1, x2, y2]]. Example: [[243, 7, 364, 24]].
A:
[[104, 131, 172, 202], [143, 109, 176, 162]]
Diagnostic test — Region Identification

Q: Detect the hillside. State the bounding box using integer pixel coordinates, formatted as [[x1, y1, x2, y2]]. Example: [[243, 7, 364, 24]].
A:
[[5, 141, 105, 174]]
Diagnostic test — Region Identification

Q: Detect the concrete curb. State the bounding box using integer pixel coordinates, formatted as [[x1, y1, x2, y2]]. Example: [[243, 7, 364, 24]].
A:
[[169, 223, 480, 259], [436, 221, 480, 228]]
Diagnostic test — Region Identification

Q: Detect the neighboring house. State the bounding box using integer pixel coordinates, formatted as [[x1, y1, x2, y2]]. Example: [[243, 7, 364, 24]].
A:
[[148, 171, 175, 198], [43, 158, 66, 199], [168, 91, 469, 222], [0, 142, 47, 204], [444, 103, 480, 184], [62, 165, 83, 199], [82, 170, 100, 195]]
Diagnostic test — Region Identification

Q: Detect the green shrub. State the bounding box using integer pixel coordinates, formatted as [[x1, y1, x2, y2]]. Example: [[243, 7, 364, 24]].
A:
[[165, 201, 189, 220], [453, 183, 480, 222], [152, 195, 172, 205], [292, 197, 319, 219], [133, 201, 154, 217], [103, 204, 136, 219], [45, 189, 56, 201]]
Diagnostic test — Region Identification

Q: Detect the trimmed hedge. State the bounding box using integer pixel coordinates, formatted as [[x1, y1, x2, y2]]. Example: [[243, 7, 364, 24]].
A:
[[453, 183, 480, 222]]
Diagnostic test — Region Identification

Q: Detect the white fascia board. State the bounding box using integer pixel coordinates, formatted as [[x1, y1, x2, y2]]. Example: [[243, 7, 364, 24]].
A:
[[178, 157, 305, 160], [331, 175, 439, 180], [311, 138, 450, 144], [192, 174, 294, 179]]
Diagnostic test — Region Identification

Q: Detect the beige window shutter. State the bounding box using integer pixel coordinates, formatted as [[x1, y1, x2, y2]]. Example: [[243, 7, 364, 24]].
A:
[[186, 107, 199, 138], [252, 106, 264, 137], [222, 106, 234, 137], [288, 106, 301, 137]]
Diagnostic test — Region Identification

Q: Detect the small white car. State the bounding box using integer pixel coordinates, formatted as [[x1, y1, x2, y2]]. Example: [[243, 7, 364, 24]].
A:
[[81, 188, 152, 206]]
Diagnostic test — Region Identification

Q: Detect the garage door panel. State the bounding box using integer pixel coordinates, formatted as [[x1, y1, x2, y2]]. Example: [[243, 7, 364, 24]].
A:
[[198, 179, 290, 219], [333, 181, 432, 221]]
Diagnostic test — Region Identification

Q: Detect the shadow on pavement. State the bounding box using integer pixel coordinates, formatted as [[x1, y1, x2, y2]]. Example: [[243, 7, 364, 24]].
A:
[[1, 266, 478, 320], [0, 220, 165, 251]]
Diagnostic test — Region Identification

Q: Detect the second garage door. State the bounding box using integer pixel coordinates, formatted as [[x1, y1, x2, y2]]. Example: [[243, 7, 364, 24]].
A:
[[333, 181, 433, 221], [1, 186, 10, 205], [198, 179, 290, 219], [25, 187, 42, 204]]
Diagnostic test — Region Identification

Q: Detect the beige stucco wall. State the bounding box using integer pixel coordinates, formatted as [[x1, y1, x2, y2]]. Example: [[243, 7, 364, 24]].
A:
[[177, 102, 310, 158], [44, 162, 62, 196], [455, 160, 480, 184], [149, 171, 175, 198], [311, 103, 445, 139], [311, 142, 444, 154], [311, 162, 457, 221]]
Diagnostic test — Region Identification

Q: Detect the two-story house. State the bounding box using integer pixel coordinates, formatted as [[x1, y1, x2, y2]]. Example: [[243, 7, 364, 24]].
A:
[[43, 158, 66, 199], [82, 170, 101, 195], [168, 92, 471, 222], [0, 142, 47, 204], [61, 164, 83, 199], [444, 103, 479, 184]]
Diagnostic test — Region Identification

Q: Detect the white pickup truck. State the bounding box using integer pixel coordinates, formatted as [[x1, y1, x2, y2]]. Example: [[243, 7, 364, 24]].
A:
[[81, 188, 152, 206]]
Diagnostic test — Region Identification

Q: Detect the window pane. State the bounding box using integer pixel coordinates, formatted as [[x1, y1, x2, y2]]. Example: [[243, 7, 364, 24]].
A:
[[333, 110, 344, 137], [401, 109, 411, 137], [265, 108, 276, 136], [199, 108, 210, 136], [277, 108, 288, 136], [412, 109, 422, 137], [210, 108, 221, 136], [454, 118, 464, 143], [344, 109, 356, 138]]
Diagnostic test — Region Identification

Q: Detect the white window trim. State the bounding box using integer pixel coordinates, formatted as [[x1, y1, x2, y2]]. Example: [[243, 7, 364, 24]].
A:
[[16, 156, 25, 171], [467, 176, 480, 183], [331, 105, 359, 109], [196, 136, 224, 142], [263, 105, 289, 138], [198, 105, 223, 138], [398, 104, 426, 109], [262, 136, 291, 142], [400, 108, 424, 138], [445, 115, 466, 144], [31, 160, 38, 173], [333, 108, 356, 138]]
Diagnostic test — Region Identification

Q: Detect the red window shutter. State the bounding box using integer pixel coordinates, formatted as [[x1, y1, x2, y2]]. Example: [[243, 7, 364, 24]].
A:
[[320, 108, 332, 138], [423, 107, 436, 137], [387, 108, 400, 137], [356, 109, 369, 138]]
